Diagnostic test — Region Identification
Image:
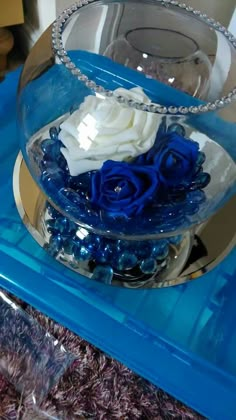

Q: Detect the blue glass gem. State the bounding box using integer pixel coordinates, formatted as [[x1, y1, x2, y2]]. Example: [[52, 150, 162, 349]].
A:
[[39, 159, 57, 172], [41, 139, 63, 162], [46, 219, 58, 235], [156, 245, 169, 261], [74, 245, 91, 261], [185, 203, 199, 215], [116, 252, 138, 270], [196, 151, 206, 167], [168, 123, 186, 137], [96, 243, 114, 264], [136, 244, 151, 259], [117, 240, 134, 252], [190, 172, 211, 190], [151, 245, 165, 258], [66, 173, 91, 193], [187, 190, 206, 204], [41, 168, 65, 190], [91, 235, 102, 248], [54, 217, 76, 236], [46, 203, 60, 219], [62, 240, 74, 255], [41, 138, 54, 155], [168, 235, 183, 245], [47, 234, 63, 257], [140, 258, 158, 274], [91, 265, 113, 285], [58, 153, 68, 171], [59, 188, 82, 205], [49, 126, 59, 140]]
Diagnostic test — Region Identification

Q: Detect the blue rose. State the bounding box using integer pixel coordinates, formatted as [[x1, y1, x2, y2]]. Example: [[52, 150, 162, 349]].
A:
[[136, 132, 199, 187], [91, 160, 159, 217]]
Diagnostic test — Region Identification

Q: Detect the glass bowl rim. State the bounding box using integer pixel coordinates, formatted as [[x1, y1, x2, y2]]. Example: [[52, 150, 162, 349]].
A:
[[52, 0, 236, 115]]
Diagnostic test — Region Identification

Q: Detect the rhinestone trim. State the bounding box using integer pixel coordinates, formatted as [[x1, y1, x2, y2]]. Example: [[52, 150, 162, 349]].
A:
[[52, 0, 236, 115]]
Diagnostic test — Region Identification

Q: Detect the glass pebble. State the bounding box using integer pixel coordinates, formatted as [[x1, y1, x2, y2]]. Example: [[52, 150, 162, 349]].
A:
[[96, 243, 114, 263], [140, 258, 158, 274], [91, 265, 113, 285], [134, 240, 152, 258], [75, 245, 91, 261], [156, 245, 169, 261], [62, 239, 74, 255], [54, 217, 76, 235], [46, 219, 58, 235], [49, 126, 59, 140], [58, 154, 68, 170], [190, 172, 211, 190], [59, 188, 82, 205], [168, 123, 186, 136], [67, 172, 91, 192], [185, 203, 199, 215], [47, 234, 63, 257], [151, 245, 165, 258], [196, 151, 206, 167], [46, 203, 61, 219], [117, 239, 133, 251], [187, 190, 206, 204], [116, 252, 138, 270], [41, 138, 54, 155], [41, 169, 65, 190], [168, 235, 182, 245], [41, 139, 62, 162]]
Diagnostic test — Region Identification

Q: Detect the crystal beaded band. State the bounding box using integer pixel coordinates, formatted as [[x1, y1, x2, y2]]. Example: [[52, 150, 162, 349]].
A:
[[52, 0, 236, 115]]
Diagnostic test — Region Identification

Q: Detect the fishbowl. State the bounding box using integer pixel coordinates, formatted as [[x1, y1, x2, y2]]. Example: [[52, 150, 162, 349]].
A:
[[15, 0, 236, 288]]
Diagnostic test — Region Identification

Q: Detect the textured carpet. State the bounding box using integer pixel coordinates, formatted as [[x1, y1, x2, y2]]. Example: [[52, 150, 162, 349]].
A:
[[0, 296, 203, 420]]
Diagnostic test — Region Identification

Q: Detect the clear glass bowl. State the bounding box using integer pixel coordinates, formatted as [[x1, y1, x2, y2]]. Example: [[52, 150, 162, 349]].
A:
[[17, 0, 236, 287]]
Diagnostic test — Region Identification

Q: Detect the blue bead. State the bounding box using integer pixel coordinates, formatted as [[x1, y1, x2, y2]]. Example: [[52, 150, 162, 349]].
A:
[[46, 219, 58, 235], [190, 172, 211, 190], [168, 235, 182, 245], [67, 172, 92, 193], [117, 240, 133, 251], [140, 258, 158, 274], [46, 203, 60, 219], [54, 217, 76, 236], [47, 234, 63, 257], [75, 245, 91, 261], [196, 151, 206, 167], [41, 168, 65, 190], [41, 138, 54, 154], [185, 203, 199, 215], [59, 188, 82, 205], [168, 123, 186, 136], [151, 245, 163, 258], [156, 245, 169, 261], [41, 138, 64, 162], [187, 190, 206, 204], [58, 154, 68, 171], [92, 235, 102, 248], [91, 265, 113, 285], [116, 252, 138, 270], [63, 240, 74, 255], [49, 126, 59, 140], [96, 243, 114, 263]]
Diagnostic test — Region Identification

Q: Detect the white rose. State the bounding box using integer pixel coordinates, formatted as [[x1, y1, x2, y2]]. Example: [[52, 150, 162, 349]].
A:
[[59, 87, 161, 176]]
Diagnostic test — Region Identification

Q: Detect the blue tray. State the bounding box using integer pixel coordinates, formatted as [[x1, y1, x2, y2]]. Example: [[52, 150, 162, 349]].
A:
[[1, 68, 236, 419]]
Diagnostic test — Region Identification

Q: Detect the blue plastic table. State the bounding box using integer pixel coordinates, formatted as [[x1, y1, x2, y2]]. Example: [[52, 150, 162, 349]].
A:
[[1, 68, 236, 419]]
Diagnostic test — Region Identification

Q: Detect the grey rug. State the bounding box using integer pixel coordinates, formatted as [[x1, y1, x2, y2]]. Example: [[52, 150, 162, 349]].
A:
[[0, 295, 203, 419]]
